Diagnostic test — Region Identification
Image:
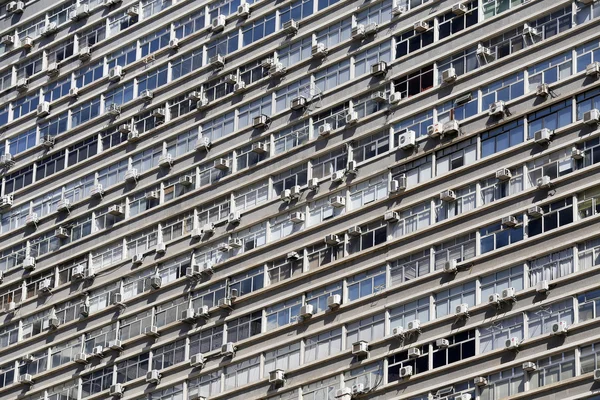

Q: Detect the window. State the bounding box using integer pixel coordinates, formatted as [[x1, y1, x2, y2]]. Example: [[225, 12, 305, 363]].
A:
[[91, 241, 123, 269], [43, 77, 71, 103], [266, 297, 302, 331], [435, 184, 476, 222], [307, 241, 343, 270], [234, 180, 268, 211], [314, 60, 350, 92], [39, 112, 69, 139], [581, 341, 600, 374], [116, 353, 150, 383], [227, 311, 262, 342], [267, 254, 303, 284], [131, 145, 162, 173], [236, 142, 268, 170], [272, 164, 308, 196], [189, 371, 221, 399], [346, 313, 385, 347], [264, 343, 300, 373], [279, 0, 313, 26], [129, 188, 159, 217], [389, 297, 430, 331], [528, 53, 573, 91], [530, 351, 575, 389], [354, 41, 392, 77], [173, 10, 205, 39], [390, 250, 431, 285], [577, 37, 600, 74], [0, 363, 15, 388], [527, 99, 572, 138], [483, 0, 528, 19], [149, 384, 183, 400], [239, 59, 267, 85], [270, 212, 303, 241], [348, 222, 387, 254], [139, 28, 170, 58], [481, 119, 524, 157], [80, 23, 106, 47], [229, 268, 264, 297], [527, 198, 574, 238], [8, 128, 37, 156], [526, 147, 573, 186], [313, 104, 349, 132], [16, 55, 43, 79], [578, 288, 600, 322], [158, 255, 188, 285], [209, 0, 240, 19], [82, 367, 113, 398], [97, 159, 129, 189], [311, 147, 347, 179], [395, 27, 434, 58], [438, 1, 478, 40], [528, 299, 574, 338], [302, 376, 339, 400], [206, 32, 239, 59], [138, 65, 168, 93], [68, 137, 98, 166], [238, 95, 272, 129], [529, 248, 574, 286], [356, 0, 392, 25], [3, 165, 34, 194], [390, 201, 431, 238], [278, 37, 312, 68], [304, 328, 342, 363], [437, 47, 479, 84], [479, 219, 524, 254], [306, 282, 342, 313], [276, 78, 311, 112], [316, 18, 351, 48], [388, 344, 429, 379], [344, 363, 383, 391], [433, 233, 476, 271], [152, 339, 185, 370], [203, 76, 234, 102], [225, 356, 260, 390], [47, 381, 78, 400], [109, 10, 138, 35], [481, 73, 525, 113], [480, 366, 525, 400], [242, 13, 276, 46], [12, 94, 39, 121], [481, 265, 524, 303], [1, 202, 29, 234], [161, 212, 194, 242], [190, 326, 223, 354], [528, 6, 572, 43], [352, 131, 389, 164], [202, 112, 235, 142], [50, 337, 82, 367], [432, 330, 476, 368], [393, 110, 433, 140], [71, 97, 101, 128], [122, 268, 154, 300], [36, 152, 66, 181], [171, 49, 203, 80], [84, 323, 117, 353], [76, 61, 104, 88], [435, 281, 476, 318], [349, 175, 387, 209], [437, 92, 479, 123], [169, 94, 195, 119], [479, 315, 524, 354]]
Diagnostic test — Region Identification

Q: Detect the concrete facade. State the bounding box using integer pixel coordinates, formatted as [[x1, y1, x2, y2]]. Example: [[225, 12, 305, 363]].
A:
[[0, 0, 599, 399]]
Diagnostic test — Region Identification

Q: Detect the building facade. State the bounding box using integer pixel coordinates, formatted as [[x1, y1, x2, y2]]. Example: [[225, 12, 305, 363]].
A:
[[0, 0, 599, 399]]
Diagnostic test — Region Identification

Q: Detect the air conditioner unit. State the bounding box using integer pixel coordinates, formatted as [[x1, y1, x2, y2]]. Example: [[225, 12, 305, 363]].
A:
[[474, 376, 488, 386], [329, 196, 346, 208], [149, 274, 162, 289], [224, 74, 238, 85], [371, 91, 387, 102], [201, 223, 215, 235], [107, 103, 121, 116], [440, 189, 457, 202], [125, 168, 139, 182], [290, 212, 305, 223], [327, 294, 341, 308], [108, 66, 123, 82], [312, 42, 328, 57], [228, 211, 241, 224], [190, 353, 206, 367], [111, 292, 124, 307], [571, 147, 584, 160], [536, 83, 550, 97], [188, 91, 203, 101], [452, 3, 468, 15], [200, 261, 214, 275], [210, 54, 225, 68], [78, 47, 92, 60], [287, 251, 301, 261], [536, 175, 552, 189], [331, 171, 345, 183], [19, 374, 34, 384], [211, 14, 226, 31], [39, 278, 52, 292], [371, 61, 388, 76], [384, 211, 399, 222], [228, 238, 242, 248], [196, 136, 211, 151], [108, 204, 124, 216], [269, 62, 286, 77], [455, 303, 469, 317], [57, 198, 70, 212], [594, 368, 600, 382], [47, 315, 60, 329], [261, 58, 276, 68], [414, 20, 429, 32], [586, 62, 600, 77], [522, 361, 537, 371], [109, 383, 124, 396], [178, 175, 194, 186], [290, 185, 301, 199], [442, 68, 457, 83], [140, 90, 153, 101], [146, 191, 159, 200], [214, 158, 230, 170], [84, 266, 96, 280], [253, 114, 270, 128], [522, 24, 539, 37], [7, 1, 25, 13], [91, 345, 104, 357], [341, 111, 358, 126], [280, 189, 292, 203], [169, 38, 179, 49], [234, 81, 246, 92], [324, 234, 341, 245], [283, 20, 299, 35], [346, 160, 358, 175], [308, 178, 319, 190], [72, 265, 85, 280], [444, 259, 458, 273], [131, 253, 145, 265], [221, 342, 236, 357], [42, 135, 55, 148], [501, 287, 516, 301], [196, 305, 210, 319], [527, 205, 544, 217], [118, 123, 132, 134], [237, 2, 250, 17], [40, 22, 58, 37], [443, 120, 460, 136], [90, 184, 104, 198], [146, 370, 161, 384], [291, 96, 308, 110], [535, 280, 549, 293], [352, 383, 366, 395], [46, 62, 59, 76], [319, 123, 332, 136], [23, 256, 36, 270], [488, 293, 501, 306], [1, 35, 14, 46], [126, 6, 138, 16], [269, 369, 286, 384], [196, 95, 210, 110], [392, 326, 405, 339], [352, 340, 369, 356], [436, 338, 449, 348], [395, 131, 415, 150], [392, 5, 406, 16], [502, 216, 518, 227], [0, 194, 13, 209], [25, 213, 39, 226], [218, 297, 232, 308], [399, 366, 413, 378], [70, 4, 90, 20], [186, 264, 202, 279], [300, 304, 314, 318], [352, 24, 365, 39], [427, 123, 443, 137], [390, 176, 407, 194], [496, 168, 512, 181], [407, 347, 421, 358], [551, 321, 568, 335], [144, 325, 160, 337], [16, 77, 28, 91], [488, 101, 506, 117], [158, 154, 173, 168], [534, 128, 552, 145], [407, 319, 421, 332], [476, 46, 493, 58], [347, 226, 361, 236], [364, 22, 378, 35]]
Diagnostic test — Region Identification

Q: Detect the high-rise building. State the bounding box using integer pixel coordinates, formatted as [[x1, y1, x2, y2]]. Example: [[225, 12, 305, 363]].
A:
[[0, 0, 600, 399]]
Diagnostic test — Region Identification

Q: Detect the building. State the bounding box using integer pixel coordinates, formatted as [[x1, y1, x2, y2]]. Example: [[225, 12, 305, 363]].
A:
[[0, 0, 600, 399]]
